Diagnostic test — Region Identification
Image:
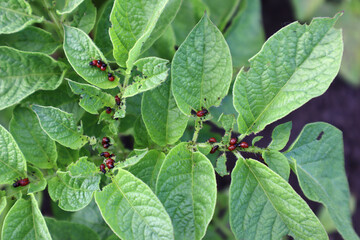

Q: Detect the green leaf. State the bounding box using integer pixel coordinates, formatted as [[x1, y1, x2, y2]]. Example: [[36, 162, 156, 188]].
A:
[[263, 150, 290, 180], [251, 136, 263, 146], [95, 168, 174, 240], [123, 57, 169, 98], [94, 0, 114, 61], [218, 114, 235, 144], [233, 14, 343, 135], [0, 191, 6, 216], [46, 217, 100, 240], [55, 0, 85, 14], [68, 79, 115, 114], [27, 165, 47, 194], [142, 0, 182, 52], [142, 76, 189, 146], [291, 0, 324, 21], [109, 0, 169, 69], [225, 0, 264, 69], [0, 47, 65, 110], [172, 14, 232, 115], [0, 0, 43, 34], [0, 26, 59, 54], [127, 150, 165, 191], [156, 142, 217, 240], [48, 158, 100, 211], [229, 157, 328, 240], [1, 194, 51, 240], [215, 153, 228, 177], [56, 143, 79, 169], [202, 0, 239, 29], [71, 200, 113, 239], [0, 125, 26, 184], [134, 116, 153, 148], [268, 121, 292, 150], [32, 105, 89, 149], [285, 122, 359, 240], [10, 106, 57, 169], [64, 0, 97, 34], [63, 25, 117, 89], [113, 149, 148, 169]]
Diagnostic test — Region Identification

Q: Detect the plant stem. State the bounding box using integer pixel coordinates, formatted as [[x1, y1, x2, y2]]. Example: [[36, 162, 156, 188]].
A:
[[192, 118, 203, 143], [43, 0, 63, 39]]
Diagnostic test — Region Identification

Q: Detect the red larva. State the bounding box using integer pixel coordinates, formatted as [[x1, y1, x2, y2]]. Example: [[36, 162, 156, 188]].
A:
[[100, 152, 110, 158], [102, 137, 110, 144], [100, 164, 106, 174], [115, 96, 121, 105], [13, 178, 30, 188], [106, 107, 112, 114], [208, 137, 216, 143], [96, 60, 103, 68], [228, 145, 236, 151], [101, 63, 107, 71], [238, 141, 249, 148], [106, 158, 115, 169], [210, 145, 219, 154], [108, 73, 115, 81], [103, 143, 110, 149], [229, 137, 237, 145], [196, 109, 208, 117]]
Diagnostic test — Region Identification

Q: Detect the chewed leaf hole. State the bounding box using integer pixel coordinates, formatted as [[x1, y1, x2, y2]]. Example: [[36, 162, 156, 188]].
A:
[[316, 131, 324, 140]]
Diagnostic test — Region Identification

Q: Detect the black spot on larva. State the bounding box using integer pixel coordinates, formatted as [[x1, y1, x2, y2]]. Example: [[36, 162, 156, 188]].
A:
[[317, 131, 324, 140]]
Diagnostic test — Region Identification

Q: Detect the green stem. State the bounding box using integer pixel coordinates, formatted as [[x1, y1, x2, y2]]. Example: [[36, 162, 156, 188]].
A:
[[43, 0, 63, 39], [192, 118, 203, 143], [212, 218, 234, 239], [120, 73, 131, 94]]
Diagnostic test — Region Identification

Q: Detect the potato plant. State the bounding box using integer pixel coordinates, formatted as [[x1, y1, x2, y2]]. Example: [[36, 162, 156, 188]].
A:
[[0, 0, 358, 239]]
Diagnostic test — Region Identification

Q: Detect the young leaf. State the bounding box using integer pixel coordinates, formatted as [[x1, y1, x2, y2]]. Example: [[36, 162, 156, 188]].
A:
[[71, 200, 114, 239], [95, 168, 174, 240], [109, 0, 169, 69], [0, 26, 59, 54], [0, 0, 43, 34], [229, 157, 328, 240], [142, 76, 189, 146], [10, 106, 57, 169], [55, 0, 85, 15], [233, 14, 343, 135], [218, 114, 235, 144], [0, 125, 26, 184], [285, 122, 359, 240], [251, 136, 263, 146], [268, 121, 292, 150], [27, 165, 47, 194], [94, 0, 114, 61], [64, 0, 97, 34], [32, 105, 89, 149], [127, 150, 165, 191], [46, 217, 100, 240], [1, 194, 51, 240], [63, 25, 117, 89], [215, 153, 228, 177], [48, 158, 100, 211], [263, 150, 290, 180], [156, 142, 217, 240], [172, 14, 232, 115], [225, 0, 265, 69], [123, 57, 169, 98], [68, 79, 115, 114], [0, 47, 65, 110]]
